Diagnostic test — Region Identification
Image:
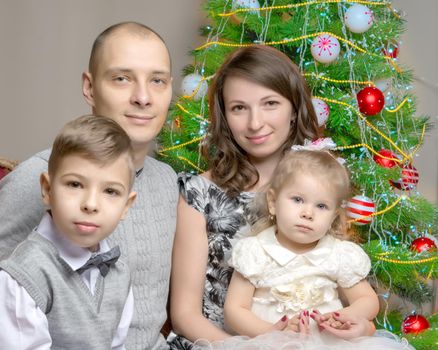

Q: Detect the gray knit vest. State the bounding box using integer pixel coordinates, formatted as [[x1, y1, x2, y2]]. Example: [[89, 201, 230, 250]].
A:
[[0, 232, 131, 350]]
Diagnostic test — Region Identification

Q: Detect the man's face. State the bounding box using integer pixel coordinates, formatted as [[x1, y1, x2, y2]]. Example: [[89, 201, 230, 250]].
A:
[[83, 31, 172, 154]]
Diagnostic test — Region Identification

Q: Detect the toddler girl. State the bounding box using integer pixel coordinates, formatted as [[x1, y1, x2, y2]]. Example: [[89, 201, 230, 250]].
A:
[[197, 139, 413, 349]]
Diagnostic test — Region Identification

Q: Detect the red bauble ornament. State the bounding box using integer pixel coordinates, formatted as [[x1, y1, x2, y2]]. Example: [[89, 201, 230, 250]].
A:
[[389, 163, 419, 191], [402, 314, 430, 335], [174, 117, 181, 128], [410, 237, 437, 253], [382, 44, 399, 59], [357, 87, 385, 116], [373, 149, 399, 168]]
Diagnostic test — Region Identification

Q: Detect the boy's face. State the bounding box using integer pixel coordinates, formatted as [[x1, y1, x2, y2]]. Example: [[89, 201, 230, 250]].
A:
[[82, 31, 172, 155], [41, 154, 136, 251]]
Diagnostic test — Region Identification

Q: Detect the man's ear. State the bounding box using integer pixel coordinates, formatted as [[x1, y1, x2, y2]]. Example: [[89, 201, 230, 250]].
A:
[[82, 71, 95, 108], [40, 172, 51, 207], [266, 188, 276, 216], [120, 191, 137, 220]]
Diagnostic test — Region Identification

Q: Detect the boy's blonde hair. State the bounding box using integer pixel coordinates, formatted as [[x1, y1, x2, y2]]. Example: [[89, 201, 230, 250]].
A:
[[48, 115, 135, 188], [253, 150, 354, 241]]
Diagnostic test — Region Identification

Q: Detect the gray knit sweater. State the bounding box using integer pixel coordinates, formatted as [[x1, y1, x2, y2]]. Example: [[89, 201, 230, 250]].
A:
[[0, 149, 178, 350], [0, 232, 131, 350]]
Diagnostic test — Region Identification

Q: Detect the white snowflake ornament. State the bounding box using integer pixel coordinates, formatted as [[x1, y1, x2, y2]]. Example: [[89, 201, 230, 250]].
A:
[[310, 34, 340, 64], [375, 79, 391, 92], [181, 73, 208, 101], [344, 4, 374, 33], [232, 0, 260, 14], [311, 98, 330, 126]]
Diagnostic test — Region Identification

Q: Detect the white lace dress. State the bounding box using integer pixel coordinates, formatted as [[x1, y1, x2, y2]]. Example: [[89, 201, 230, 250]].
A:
[[194, 227, 413, 349]]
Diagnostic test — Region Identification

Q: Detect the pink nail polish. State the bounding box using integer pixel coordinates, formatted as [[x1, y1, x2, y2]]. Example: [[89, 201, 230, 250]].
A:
[[334, 312, 340, 316], [281, 315, 288, 322]]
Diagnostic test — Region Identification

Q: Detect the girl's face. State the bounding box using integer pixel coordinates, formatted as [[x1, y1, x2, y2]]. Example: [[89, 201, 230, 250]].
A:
[[267, 172, 338, 254], [223, 76, 293, 163]]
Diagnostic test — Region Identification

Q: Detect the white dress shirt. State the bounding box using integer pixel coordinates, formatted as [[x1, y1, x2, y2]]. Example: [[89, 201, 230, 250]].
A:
[[0, 213, 134, 350]]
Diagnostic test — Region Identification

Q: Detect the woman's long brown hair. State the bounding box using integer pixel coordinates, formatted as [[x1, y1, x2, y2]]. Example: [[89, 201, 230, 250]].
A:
[[202, 45, 320, 196]]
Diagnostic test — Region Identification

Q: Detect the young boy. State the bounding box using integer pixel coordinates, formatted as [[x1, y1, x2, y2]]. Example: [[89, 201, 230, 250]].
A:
[[0, 115, 137, 349]]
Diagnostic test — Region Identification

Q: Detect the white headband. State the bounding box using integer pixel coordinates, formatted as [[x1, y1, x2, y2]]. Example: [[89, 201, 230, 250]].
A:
[[291, 137, 346, 165]]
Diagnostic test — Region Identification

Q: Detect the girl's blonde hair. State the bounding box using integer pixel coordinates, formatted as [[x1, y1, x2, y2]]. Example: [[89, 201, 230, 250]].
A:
[[252, 150, 354, 241]]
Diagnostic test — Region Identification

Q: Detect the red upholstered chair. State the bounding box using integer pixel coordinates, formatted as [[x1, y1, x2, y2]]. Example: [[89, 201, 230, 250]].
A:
[[0, 157, 18, 180]]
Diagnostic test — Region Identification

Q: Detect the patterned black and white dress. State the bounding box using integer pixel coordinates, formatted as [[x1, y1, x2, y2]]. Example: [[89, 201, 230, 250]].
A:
[[168, 173, 256, 349]]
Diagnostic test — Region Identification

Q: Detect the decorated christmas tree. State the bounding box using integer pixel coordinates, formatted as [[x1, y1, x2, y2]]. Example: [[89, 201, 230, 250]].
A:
[[159, 1, 437, 348]]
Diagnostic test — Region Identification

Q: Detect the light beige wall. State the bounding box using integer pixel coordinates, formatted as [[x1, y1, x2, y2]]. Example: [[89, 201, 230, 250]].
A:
[[392, 0, 438, 204], [0, 0, 436, 203], [0, 0, 204, 159]]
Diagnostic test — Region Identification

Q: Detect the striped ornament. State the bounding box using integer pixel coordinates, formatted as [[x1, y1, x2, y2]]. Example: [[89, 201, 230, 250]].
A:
[[346, 195, 375, 225], [401, 164, 419, 188], [390, 164, 419, 191]]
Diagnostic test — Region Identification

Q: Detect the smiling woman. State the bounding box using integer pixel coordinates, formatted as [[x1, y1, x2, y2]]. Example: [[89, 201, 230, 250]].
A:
[[223, 76, 293, 164], [168, 45, 321, 349]]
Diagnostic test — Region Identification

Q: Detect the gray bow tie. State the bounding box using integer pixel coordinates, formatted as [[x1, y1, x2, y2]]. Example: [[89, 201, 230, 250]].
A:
[[77, 245, 121, 277]]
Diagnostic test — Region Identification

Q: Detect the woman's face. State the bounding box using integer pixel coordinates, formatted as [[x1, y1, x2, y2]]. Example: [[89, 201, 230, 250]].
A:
[[223, 76, 293, 163]]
